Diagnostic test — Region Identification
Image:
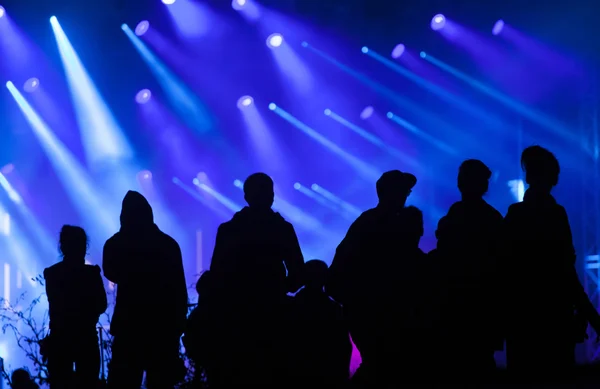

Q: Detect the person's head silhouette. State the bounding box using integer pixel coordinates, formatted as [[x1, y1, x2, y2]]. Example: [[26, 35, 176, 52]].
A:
[[458, 159, 492, 200], [243, 173, 274, 210], [376, 170, 417, 211], [59, 225, 88, 264], [521, 145, 559, 193], [196, 270, 213, 297], [303, 259, 328, 292]]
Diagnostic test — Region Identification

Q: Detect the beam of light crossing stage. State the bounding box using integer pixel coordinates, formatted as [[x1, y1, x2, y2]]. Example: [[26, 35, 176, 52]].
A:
[[362, 47, 504, 129], [0, 202, 40, 286], [310, 184, 361, 218], [122, 24, 213, 135], [193, 179, 242, 213], [6, 81, 118, 238], [293, 182, 350, 219], [172, 177, 231, 220], [386, 112, 457, 156], [301, 42, 470, 148], [50, 16, 134, 169], [419, 51, 578, 144], [0, 173, 57, 258], [269, 103, 380, 181], [324, 108, 419, 169], [233, 179, 322, 231]]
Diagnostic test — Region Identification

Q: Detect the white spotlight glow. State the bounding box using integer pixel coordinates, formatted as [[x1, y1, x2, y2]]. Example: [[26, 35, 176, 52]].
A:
[[431, 14, 446, 31], [162, 0, 176, 4], [135, 20, 150, 37], [391, 44, 405, 59], [268, 103, 277, 111], [492, 20, 505, 36], [360, 106, 374, 120], [23, 78, 40, 93], [135, 89, 152, 104], [0, 6, 5, 18], [237, 95, 254, 109], [267, 33, 283, 49], [232, 0, 246, 10]]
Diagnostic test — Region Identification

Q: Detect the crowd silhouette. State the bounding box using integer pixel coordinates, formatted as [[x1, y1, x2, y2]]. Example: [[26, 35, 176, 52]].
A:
[[40, 145, 600, 388]]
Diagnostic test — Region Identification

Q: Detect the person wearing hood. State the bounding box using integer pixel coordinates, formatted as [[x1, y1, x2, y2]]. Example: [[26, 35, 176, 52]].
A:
[[208, 172, 304, 387], [103, 191, 188, 389]]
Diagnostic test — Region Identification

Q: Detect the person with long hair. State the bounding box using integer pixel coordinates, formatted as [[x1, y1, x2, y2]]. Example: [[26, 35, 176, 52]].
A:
[[44, 225, 107, 389]]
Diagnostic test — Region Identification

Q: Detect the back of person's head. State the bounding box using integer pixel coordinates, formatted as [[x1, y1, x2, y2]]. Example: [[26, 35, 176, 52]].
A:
[[403, 206, 424, 244], [376, 170, 417, 209], [59, 225, 88, 263], [303, 259, 328, 291], [120, 190, 154, 230], [457, 159, 492, 198], [521, 145, 560, 190], [243, 173, 274, 209], [196, 270, 213, 296], [11, 368, 36, 389]]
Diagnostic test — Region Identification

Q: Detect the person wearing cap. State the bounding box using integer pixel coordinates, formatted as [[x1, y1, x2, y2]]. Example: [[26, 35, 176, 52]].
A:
[[327, 169, 419, 387], [433, 159, 503, 381]]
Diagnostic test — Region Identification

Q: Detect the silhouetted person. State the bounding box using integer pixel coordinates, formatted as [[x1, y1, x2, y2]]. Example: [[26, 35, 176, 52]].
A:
[[327, 170, 418, 387], [10, 368, 40, 389], [104, 191, 188, 389], [209, 173, 305, 386], [288, 260, 352, 388], [44, 226, 107, 389], [502, 146, 600, 382], [435, 159, 503, 380], [183, 271, 219, 388]]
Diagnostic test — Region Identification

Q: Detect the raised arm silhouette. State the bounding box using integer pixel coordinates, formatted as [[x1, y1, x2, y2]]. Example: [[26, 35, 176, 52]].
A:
[[501, 146, 600, 382], [44, 225, 107, 389], [103, 191, 188, 389]]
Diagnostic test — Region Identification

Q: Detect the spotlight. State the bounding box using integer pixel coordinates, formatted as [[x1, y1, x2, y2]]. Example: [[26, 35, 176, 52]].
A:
[[1, 164, 14, 175], [386, 112, 394, 119], [431, 14, 446, 31], [237, 95, 254, 109], [268, 103, 277, 111], [138, 170, 152, 180], [361, 46, 369, 54], [162, 0, 176, 4], [360, 106, 374, 120], [23, 78, 40, 93], [232, 0, 246, 10], [135, 20, 150, 37], [266, 33, 283, 49], [311, 184, 319, 191], [391, 44, 405, 59], [293, 183, 301, 190], [420, 51, 427, 58], [196, 172, 208, 182], [135, 89, 152, 104], [324, 109, 331, 116], [0, 6, 5, 18], [233, 179, 243, 188], [492, 19, 505, 36]]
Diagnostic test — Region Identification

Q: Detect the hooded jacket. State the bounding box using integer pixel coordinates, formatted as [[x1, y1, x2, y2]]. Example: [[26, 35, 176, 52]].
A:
[[103, 191, 188, 337], [210, 206, 304, 299]]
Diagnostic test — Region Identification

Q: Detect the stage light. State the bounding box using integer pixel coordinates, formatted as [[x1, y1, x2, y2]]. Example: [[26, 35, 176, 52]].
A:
[[324, 109, 331, 116], [492, 19, 505, 36], [135, 89, 152, 104], [420, 51, 427, 58], [138, 170, 152, 180], [196, 172, 208, 182], [135, 20, 150, 37], [267, 33, 283, 49], [293, 182, 301, 190], [0, 6, 5, 18], [386, 112, 394, 119], [162, 0, 176, 4], [237, 95, 253, 109], [23, 78, 40, 93], [431, 14, 446, 30], [1, 164, 14, 175], [232, 0, 246, 10], [391, 44, 405, 59], [361, 46, 369, 54], [360, 106, 374, 120], [268, 103, 277, 110]]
